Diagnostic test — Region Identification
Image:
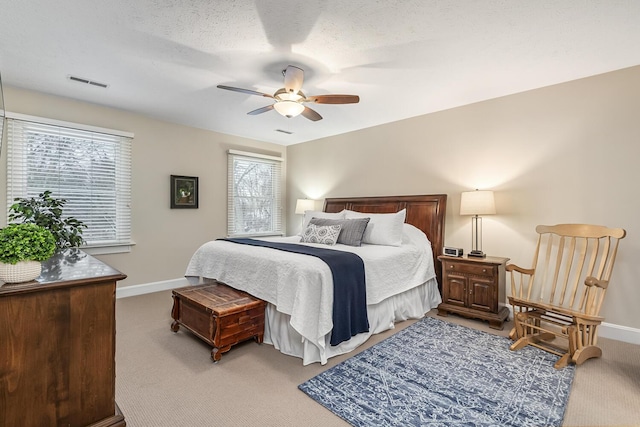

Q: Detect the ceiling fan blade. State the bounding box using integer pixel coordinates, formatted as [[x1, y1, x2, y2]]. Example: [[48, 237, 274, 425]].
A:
[[247, 104, 275, 115], [217, 85, 273, 98], [283, 65, 304, 94], [301, 106, 322, 121], [305, 94, 360, 104]]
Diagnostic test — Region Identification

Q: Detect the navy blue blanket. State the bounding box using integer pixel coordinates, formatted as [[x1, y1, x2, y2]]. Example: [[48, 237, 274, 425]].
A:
[[220, 238, 369, 346]]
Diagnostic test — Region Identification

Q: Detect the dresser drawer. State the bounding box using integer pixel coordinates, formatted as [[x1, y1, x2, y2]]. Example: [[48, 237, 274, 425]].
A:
[[443, 261, 495, 277]]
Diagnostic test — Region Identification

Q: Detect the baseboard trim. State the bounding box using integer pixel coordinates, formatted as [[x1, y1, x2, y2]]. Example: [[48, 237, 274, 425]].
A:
[[599, 322, 640, 345], [118, 284, 640, 345], [116, 278, 190, 299]]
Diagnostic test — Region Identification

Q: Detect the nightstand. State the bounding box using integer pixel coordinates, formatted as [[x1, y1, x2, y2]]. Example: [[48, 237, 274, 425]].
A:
[[437, 255, 510, 329]]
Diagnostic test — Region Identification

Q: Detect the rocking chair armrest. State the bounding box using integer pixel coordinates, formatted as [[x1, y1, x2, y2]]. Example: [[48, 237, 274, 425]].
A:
[[506, 264, 535, 276], [585, 276, 609, 289]]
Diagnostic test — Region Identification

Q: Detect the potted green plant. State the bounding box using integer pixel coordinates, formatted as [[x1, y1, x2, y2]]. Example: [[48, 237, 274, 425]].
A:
[[8, 191, 87, 250], [0, 223, 56, 283]]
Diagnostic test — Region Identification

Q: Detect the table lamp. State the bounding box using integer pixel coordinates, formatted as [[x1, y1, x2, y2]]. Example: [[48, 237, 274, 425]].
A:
[[460, 190, 496, 258], [295, 198, 315, 229]]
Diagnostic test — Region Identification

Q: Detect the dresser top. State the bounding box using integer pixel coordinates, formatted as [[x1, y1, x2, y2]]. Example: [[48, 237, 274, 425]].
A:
[[0, 249, 126, 296]]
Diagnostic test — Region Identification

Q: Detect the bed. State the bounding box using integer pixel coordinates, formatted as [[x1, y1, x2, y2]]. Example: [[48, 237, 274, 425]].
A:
[[185, 194, 447, 365]]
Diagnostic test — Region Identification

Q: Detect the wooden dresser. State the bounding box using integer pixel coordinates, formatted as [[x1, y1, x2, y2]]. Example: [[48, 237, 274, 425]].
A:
[[437, 255, 510, 329], [0, 250, 126, 427]]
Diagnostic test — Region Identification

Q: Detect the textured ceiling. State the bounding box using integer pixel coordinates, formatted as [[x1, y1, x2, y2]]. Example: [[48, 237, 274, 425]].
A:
[[1, 1, 639, 146]]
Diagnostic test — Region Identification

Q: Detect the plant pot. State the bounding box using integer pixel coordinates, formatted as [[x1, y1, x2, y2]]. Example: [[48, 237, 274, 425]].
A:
[[0, 260, 42, 283]]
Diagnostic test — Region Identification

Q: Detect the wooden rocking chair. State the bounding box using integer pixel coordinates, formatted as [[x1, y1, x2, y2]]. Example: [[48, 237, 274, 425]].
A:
[[508, 224, 626, 369]]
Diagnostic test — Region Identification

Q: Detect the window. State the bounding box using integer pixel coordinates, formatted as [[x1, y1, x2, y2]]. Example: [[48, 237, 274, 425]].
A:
[[227, 149, 283, 237], [6, 113, 133, 252]]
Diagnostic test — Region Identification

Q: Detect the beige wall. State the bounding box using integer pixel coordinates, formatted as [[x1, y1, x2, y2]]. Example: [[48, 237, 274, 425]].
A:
[[287, 65, 640, 330], [2, 66, 638, 330], [0, 86, 286, 287]]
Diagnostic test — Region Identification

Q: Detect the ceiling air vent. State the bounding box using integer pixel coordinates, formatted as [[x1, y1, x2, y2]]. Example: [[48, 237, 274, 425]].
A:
[[275, 129, 293, 134], [68, 75, 109, 88]]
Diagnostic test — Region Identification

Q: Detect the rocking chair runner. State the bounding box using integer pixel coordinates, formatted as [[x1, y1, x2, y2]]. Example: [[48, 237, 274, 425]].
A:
[[508, 224, 626, 369]]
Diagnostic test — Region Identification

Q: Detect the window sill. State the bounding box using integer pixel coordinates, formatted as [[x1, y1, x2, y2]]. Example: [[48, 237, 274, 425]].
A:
[[82, 242, 135, 256]]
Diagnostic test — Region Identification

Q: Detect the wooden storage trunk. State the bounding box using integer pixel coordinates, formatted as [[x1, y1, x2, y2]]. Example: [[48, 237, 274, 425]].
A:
[[171, 282, 266, 362]]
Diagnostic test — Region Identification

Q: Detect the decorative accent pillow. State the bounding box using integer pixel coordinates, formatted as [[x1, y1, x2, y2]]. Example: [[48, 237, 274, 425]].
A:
[[309, 217, 371, 247], [344, 209, 407, 246], [300, 210, 346, 235], [300, 224, 342, 245]]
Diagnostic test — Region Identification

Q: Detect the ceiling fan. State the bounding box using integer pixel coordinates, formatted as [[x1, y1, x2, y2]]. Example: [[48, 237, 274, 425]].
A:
[[217, 65, 359, 121]]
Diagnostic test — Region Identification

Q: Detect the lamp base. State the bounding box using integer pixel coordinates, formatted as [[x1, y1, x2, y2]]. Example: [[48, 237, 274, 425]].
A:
[[468, 250, 486, 258]]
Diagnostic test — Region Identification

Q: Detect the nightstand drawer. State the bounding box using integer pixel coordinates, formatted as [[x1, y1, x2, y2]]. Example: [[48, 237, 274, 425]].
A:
[[443, 261, 495, 277]]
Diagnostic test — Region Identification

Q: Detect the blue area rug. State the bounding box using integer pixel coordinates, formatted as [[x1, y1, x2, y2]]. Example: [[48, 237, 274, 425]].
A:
[[299, 316, 575, 427]]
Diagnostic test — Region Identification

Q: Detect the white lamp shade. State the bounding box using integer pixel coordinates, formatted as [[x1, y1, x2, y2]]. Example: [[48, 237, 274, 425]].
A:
[[295, 198, 315, 214], [274, 101, 305, 118], [460, 190, 496, 215]]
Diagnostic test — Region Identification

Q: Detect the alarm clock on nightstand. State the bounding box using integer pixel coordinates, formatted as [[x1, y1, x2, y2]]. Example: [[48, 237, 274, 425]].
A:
[[443, 246, 464, 257]]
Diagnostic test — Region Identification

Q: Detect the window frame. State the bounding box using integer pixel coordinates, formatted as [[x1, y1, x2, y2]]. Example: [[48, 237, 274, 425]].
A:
[[227, 149, 284, 237], [5, 112, 134, 254]]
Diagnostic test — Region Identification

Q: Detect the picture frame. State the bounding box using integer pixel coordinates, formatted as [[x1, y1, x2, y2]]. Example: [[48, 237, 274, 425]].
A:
[[170, 175, 199, 209]]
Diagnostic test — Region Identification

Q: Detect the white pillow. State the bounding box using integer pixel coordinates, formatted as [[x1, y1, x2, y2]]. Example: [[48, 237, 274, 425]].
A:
[[344, 209, 406, 246], [300, 210, 346, 235]]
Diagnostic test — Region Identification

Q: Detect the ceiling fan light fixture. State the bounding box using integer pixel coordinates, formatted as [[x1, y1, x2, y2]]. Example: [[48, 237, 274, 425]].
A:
[[274, 89, 304, 102], [274, 100, 305, 118], [217, 65, 357, 122]]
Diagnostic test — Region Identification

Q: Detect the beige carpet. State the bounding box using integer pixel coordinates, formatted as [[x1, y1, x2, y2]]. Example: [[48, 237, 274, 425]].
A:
[[115, 290, 640, 427]]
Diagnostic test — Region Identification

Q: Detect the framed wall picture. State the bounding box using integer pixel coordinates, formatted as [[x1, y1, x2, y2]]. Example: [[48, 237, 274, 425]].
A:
[[171, 175, 199, 209]]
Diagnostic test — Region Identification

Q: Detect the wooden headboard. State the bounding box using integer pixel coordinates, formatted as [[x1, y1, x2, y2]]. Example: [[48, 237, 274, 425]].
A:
[[323, 194, 447, 289]]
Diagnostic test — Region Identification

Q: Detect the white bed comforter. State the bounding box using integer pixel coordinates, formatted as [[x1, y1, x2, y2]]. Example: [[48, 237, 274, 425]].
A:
[[185, 224, 435, 355]]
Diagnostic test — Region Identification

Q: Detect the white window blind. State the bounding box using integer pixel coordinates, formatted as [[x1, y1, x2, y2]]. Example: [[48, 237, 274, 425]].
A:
[[227, 150, 283, 237], [6, 114, 133, 248]]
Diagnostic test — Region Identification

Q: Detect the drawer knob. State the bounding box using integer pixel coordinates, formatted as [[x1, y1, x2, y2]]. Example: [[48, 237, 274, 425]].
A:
[[482, 268, 487, 273]]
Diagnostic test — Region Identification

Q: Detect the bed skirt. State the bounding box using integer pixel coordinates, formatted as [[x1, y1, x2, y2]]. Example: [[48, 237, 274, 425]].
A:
[[264, 277, 442, 365]]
